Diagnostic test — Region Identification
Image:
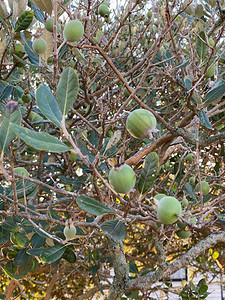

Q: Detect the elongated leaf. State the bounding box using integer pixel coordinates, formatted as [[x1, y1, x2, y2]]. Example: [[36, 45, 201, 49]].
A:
[[184, 183, 197, 201], [18, 257, 34, 276], [41, 245, 66, 263], [204, 82, 225, 103], [11, 123, 70, 152], [0, 105, 21, 153], [26, 248, 45, 256], [100, 220, 126, 240], [62, 248, 76, 263], [1, 261, 23, 279], [14, 249, 29, 265], [76, 195, 113, 216], [138, 152, 159, 194], [198, 110, 212, 129], [42, 28, 53, 63], [36, 85, 62, 128], [196, 31, 207, 60], [0, 84, 13, 100], [7, 181, 37, 199], [56, 67, 79, 116], [0, 226, 10, 244], [14, 10, 33, 32]]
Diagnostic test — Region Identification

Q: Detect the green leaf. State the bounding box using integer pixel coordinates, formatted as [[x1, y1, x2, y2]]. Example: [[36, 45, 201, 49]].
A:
[[198, 110, 212, 129], [41, 245, 66, 263], [11, 123, 70, 153], [138, 152, 159, 194], [14, 249, 29, 265], [1, 219, 20, 233], [18, 257, 34, 276], [174, 60, 189, 70], [1, 261, 23, 279], [14, 11, 34, 32], [7, 180, 37, 200], [26, 248, 45, 256], [0, 226, 10, 244], [129, 260, 139, 274], [56, 67, 79, 116], [36, 84, 62, 128], [196, 31, 207, 60], [100, 220, 126, 240], [204, 82, 225, 103], [62, 248, 76, 263], [10, 232, 29, 247], [76, 195, 114, 216], [0, 107, 21, 153]]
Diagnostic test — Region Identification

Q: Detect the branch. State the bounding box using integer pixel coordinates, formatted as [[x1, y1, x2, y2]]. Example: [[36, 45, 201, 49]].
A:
[[125, 231, 225, 292]]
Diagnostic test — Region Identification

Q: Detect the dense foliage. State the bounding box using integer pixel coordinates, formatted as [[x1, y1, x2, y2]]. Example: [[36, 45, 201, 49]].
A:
[[0, 0, 225, 299]]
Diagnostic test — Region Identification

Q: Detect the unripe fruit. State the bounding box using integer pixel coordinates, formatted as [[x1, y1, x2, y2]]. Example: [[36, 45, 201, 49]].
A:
[[102, 1, 109, 6], [156, 196, 182, 224], [21, 94, 32, 103], [147, 11, 152, 19], [109, 164, 136, 194], [209, 38, 215, 47], [69, 151, 77, 162], [98, 4, 110, 17], [176, 230, 191, 239], [189, 176, 196, 184], [63, 20, 84, 42], [126, 109, 157, 139], [185, 153, 194, 162], [205, 64, 216, 78], [14, 167, 29, 177], [154, 194, 166, 201], [28, 111, 43, 124], [63, 221, 77, 241], [190, 216, 197, 224], [196, 181, 210, 196], [45, 17, 60, 32], [123, 87, 131, 98], [33, 38, 47, 55], [182, 197, 189, 207]]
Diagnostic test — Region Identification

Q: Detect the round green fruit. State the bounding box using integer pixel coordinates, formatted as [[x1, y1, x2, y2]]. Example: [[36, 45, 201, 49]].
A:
[[205, 64, 216, 78], [14, 167, 29, 177], [69, 151, 77, 162], [33, 38, 47, 55], [209, 38, 215, 47], [65, 185, 73, 192], [182, 197, 188, 207], [21, 94, 32, 103], [156, 196, 182, 224], [45, 17, 60, 32], [190, 217, 197, 224], [109, 164, 136, 194], [98, 4, 110, 17], [63, 20, 84, 42], [185, 153, 194, 162], [28, 111, 43, 124], [195, 181, 210, 196], [189, 176, 196, 184], [154, 194, 166, 201], [126, 109, 157, 139], [147, 11, 152, 19], [64, 223, 77, 241], [177, 220, 186, 230], [176, 230, 191, 239]]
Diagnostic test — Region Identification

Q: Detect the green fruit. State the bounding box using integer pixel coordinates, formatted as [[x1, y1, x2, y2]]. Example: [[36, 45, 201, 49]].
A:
[[156, 196, 182, 224], [190, 217, 197, 224], [33, 38, 47, 55], [17, 67, 24, 74], [176, 230, 191, 239], [185, 153, 194, 162], [45, 17, 60, 32], [28, 111, 43, 123], [182, 197, 188, 207], [209, 38, 215, 47], [154, 194, 166, 201], [205, 64, 216, 78], [69, 151, 77, 162], [14, 167, 29, 177], [106, 129, 113, 137], [102, 1, 109, 6], [195, 181, 210, 196], [189, 176, 196, 184], [65, 185, 73, 192], [21, 94, 32, 103], [109, 164, 136, 194], [64, 223, 77, 241], [10, 43, 24, 56], [98, 4, 110, 17], [63, 20, 84, 42], [147, 11, 152, 19], [126, 109, 157, 139]]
